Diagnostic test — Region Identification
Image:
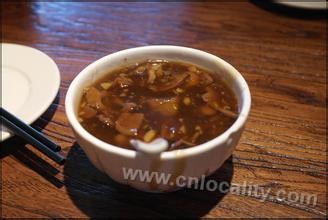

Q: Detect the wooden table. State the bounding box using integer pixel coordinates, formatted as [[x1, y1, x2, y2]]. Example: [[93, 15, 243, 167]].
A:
[[1, 2, 326, 218]]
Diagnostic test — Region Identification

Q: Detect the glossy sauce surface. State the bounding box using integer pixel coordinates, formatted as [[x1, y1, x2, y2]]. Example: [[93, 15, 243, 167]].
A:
[[78, 60, 238, 150]]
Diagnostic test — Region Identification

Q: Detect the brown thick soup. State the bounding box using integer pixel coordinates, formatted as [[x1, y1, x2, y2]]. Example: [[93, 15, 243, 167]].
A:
[[78, 60, 238, 151]]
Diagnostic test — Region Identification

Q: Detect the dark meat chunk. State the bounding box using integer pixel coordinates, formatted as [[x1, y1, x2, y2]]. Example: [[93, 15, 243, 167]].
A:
[[147, 97, 179, 116], [113, 74, 133, 88], [97, 114, 115, 127], [150, 73, 189, 92], [202, 86, 238, 118], [115, 113, 144, 136], [79, 105, 97, 119], [85, 87, 103, 108], [121, 102, 137, 112]]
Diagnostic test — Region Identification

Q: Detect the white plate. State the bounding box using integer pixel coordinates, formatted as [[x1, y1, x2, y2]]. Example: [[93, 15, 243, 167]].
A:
[[1, 43, 60, 141], [275, 1, 327, 10]]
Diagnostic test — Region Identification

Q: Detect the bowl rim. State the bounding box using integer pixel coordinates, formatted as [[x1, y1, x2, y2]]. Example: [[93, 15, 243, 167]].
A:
[[65, 45, 251, 159]]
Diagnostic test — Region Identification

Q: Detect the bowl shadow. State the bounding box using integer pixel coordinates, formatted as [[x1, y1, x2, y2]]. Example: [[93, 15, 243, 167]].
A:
[[63, 142, 234, 218]]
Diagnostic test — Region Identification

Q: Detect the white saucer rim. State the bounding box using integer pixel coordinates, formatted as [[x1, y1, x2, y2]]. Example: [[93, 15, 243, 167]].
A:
[[1, 43, 61, 142]]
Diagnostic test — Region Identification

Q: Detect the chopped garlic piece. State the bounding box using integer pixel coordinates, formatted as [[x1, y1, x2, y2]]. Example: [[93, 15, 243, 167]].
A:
[[100, 82, 112, 90], [183, 97, 191, 105], [195, 125, 203, 134], [143, 129, 157, 142], [188, 66, 197, 72], [175, 88, 184, 93]]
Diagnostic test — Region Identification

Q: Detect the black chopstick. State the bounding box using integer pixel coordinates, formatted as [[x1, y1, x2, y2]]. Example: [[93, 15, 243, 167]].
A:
[[0, 108, 65, 165], [0, 107, 60, 152], [1, 115, 65, 165]]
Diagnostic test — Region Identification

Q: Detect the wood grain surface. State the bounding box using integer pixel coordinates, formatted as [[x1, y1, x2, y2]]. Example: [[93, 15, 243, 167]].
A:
[[1, 2, 326, 218]]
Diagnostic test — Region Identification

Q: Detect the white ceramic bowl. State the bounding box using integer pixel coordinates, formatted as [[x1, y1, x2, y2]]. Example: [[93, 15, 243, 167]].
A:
[[65, 45, 251, 192]]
